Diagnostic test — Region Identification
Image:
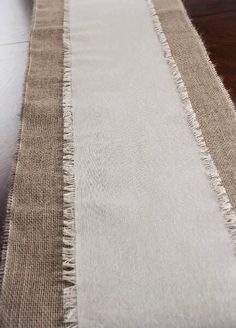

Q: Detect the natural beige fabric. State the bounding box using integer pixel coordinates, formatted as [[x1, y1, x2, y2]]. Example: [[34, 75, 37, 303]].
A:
[[0, 0, 65, 327], [153, 0, 236, 212]]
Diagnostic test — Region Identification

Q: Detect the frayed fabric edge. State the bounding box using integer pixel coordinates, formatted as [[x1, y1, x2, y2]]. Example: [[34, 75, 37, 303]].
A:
[[63, 0, 78, 327], [0, 0, 37, 288], [62, 0, 236, 325], [146, 0, 236, 252], [176, 0, 235, 113]]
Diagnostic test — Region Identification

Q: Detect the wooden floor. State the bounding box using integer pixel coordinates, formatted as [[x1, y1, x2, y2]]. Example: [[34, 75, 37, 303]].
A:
[[184, 0, 236, 102]]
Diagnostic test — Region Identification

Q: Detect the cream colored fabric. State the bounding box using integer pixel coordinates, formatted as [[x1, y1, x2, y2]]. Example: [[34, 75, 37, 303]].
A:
[[0, 0, 31, 284], [70, 0, 236, 327]]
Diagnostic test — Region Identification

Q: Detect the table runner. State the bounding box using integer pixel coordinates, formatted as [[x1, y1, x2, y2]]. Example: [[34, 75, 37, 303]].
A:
[[1, 0, 236, 327]]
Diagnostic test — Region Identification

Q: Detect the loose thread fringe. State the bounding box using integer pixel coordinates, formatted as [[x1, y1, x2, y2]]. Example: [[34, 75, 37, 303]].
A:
[[61, 1, 236, 325], [63, 1, 78, 327], [0, 0, 37, 285], [146, 0, 236, 252]]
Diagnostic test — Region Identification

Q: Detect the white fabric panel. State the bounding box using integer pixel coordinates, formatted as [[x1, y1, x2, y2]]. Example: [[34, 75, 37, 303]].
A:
[[70, 0, 236, 327], [0, 45, 28, 205], [0, 0, 32, 45], [0, 0, 31, 206]]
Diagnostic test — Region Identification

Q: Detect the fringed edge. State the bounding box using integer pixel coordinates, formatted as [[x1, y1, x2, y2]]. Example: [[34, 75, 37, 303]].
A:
[[63, 0, 78, 327], [146, 0, 236, 252], [0, 0, 37, 287]]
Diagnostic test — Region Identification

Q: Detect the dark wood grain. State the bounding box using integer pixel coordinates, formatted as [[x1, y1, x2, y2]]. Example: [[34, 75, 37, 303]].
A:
[[183, 0, 236, 18], [184, 0, 236, 102]]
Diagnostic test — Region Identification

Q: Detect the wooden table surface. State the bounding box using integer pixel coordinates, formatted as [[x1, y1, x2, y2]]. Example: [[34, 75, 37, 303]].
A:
[[0, 0, 236, 244], [183, 0, 236, 102]]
